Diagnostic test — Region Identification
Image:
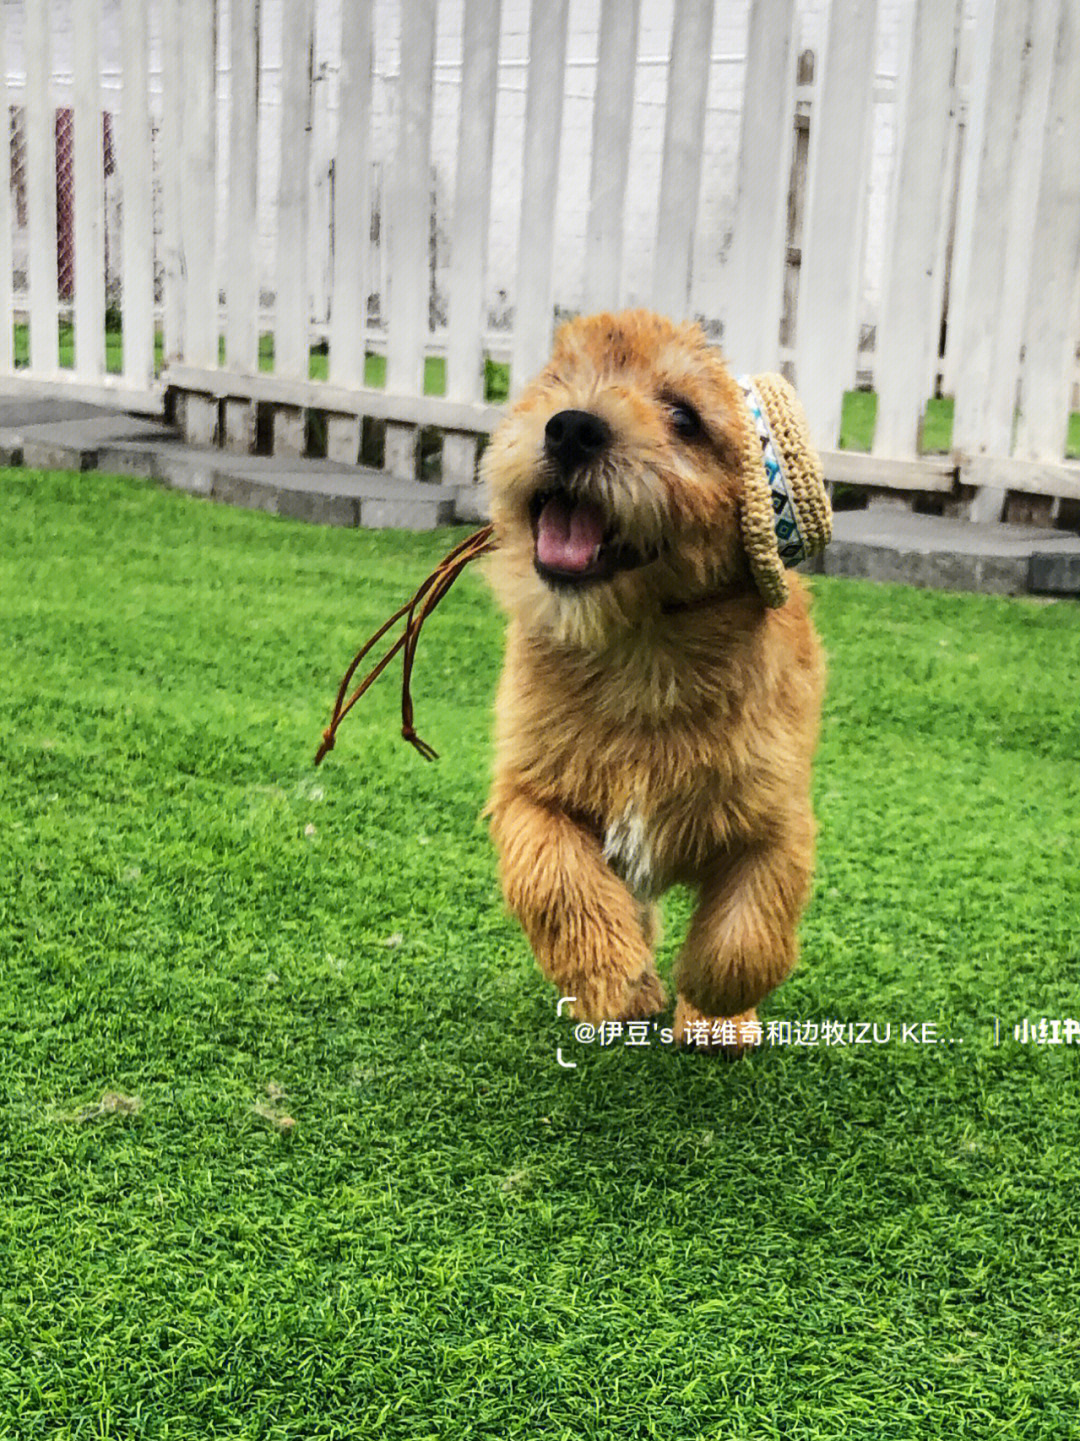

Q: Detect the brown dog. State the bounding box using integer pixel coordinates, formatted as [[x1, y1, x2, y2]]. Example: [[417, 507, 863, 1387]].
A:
[[480, 310, 830, 1047]]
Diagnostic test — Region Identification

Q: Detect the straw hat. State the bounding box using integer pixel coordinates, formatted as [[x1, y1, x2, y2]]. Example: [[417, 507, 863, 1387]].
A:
[[735, 372, 832, 608]]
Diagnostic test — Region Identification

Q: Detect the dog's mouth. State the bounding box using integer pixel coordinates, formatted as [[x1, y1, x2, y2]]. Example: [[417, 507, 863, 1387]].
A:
[[529, 488, 655, 587]]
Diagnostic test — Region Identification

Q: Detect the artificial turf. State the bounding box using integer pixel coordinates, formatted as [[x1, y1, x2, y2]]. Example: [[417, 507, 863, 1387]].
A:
[[2, 466, 1079, 1439]]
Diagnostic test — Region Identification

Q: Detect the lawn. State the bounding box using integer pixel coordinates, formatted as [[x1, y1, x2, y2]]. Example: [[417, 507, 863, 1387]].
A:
[[2, 467, 1080, 1438]]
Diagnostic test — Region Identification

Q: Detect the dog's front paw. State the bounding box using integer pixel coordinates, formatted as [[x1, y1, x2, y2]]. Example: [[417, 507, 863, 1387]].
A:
[[566, 968, 666, 1023], [673, 996, 760, 1056], [618, 968, 667, 1020]]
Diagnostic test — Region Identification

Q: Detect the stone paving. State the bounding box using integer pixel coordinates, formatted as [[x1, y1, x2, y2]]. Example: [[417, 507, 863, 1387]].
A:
[[2, 396, 1078, 596], [811, 508, 1080, 597]]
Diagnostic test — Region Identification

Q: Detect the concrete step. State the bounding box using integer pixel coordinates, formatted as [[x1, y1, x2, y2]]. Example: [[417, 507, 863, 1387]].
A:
[[816, 509, 1080, 597], [0, 403, 471, 532]]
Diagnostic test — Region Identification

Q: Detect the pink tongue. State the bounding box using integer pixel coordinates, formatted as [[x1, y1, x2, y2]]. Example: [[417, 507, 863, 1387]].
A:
[[536, 495, 607, 572]]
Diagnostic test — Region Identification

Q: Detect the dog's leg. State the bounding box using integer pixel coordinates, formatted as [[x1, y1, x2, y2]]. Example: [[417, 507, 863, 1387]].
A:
[[638, 900, 662, 951], [673, 822, 813, 1024], [672, 997, 760, 1055], [489, 789, 666, 1021]]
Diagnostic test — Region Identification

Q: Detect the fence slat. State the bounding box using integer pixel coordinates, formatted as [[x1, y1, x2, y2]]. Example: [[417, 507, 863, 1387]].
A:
[[722, 0, 797, 373], [160, 0, 184, 363], [329, 0, 373, 388], [274, 0, 313, 380], [226, 0, 260, 374], [941, 8, 987, 401], [0, 5, 12, 375], [873, 0, 963, 459], [794, 0, 879, 447], [651, 0, 715, 320], [309, 21, 333, 332], [25, 0, 58, 373], [1016, 0, 1080, 462], [387, 0, 436, 396], [73, 0, 105, 379], [950, 0, 1034, 455], [120, 0, 154, 387], [584, 0, 641, 315], [446, 0, 501, 402], [511, 0, 570, 393], [952, 0, 1042, 519], [181, 0, 217, 370], [325, 0, 373, 462]]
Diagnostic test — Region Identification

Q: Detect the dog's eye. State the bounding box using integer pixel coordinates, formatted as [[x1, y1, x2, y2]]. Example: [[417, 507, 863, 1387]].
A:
[[668, 401, 702, 440]]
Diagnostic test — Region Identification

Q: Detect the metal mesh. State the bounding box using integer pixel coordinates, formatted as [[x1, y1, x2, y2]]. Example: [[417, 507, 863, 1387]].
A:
[[55, 107, 73, 304], [9, 105, 27, 307], [4, 103, 114, 317]]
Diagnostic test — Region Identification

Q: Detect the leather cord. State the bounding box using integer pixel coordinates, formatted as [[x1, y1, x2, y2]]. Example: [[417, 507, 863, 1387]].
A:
[[313, 524, 496, 765]]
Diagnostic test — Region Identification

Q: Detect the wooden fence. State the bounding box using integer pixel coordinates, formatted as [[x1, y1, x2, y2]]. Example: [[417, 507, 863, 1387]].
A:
[[2, 0, 1079, 525]]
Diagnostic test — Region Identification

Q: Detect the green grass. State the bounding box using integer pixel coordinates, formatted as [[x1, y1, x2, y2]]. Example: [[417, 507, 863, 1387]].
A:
[[839, 392, 970, 454], [3, 467, 1080, 1437], [838, 391, 1080, 458], [15, 319, 134, 375]]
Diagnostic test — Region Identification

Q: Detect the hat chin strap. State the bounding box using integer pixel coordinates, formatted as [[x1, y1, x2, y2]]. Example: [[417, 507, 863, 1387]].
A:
[[736, 375, 809, 568]]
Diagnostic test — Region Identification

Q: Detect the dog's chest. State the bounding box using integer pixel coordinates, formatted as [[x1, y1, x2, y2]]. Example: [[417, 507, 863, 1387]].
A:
[[602, 801, 661, 899]]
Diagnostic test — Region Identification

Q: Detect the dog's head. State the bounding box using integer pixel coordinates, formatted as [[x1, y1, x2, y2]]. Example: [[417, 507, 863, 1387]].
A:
[[482, 310, 828, 647]]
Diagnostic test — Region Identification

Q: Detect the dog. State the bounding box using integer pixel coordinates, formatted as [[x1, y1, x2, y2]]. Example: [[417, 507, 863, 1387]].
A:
[[480, 310, 830, 1048]]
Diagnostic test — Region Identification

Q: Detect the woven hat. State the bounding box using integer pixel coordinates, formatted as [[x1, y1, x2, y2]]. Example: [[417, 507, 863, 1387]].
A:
[[735, 372, 832, 608]]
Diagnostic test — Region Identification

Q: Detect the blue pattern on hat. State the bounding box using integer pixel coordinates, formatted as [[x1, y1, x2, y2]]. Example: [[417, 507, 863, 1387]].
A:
[[736, 375, 807, 568]]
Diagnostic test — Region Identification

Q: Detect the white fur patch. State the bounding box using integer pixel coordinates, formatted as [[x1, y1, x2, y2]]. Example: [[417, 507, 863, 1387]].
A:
[[603, 803, 659, 898]]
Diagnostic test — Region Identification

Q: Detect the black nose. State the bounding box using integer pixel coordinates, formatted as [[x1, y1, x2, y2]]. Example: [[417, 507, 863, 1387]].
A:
[[544, 409, 611, 473]]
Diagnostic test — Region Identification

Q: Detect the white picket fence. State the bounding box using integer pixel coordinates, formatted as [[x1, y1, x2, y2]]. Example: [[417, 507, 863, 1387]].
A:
[[2, 0, 1079, 522]]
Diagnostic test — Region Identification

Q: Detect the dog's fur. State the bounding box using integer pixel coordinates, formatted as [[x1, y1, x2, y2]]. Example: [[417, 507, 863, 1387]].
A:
[[481, 311, 824, 1046]]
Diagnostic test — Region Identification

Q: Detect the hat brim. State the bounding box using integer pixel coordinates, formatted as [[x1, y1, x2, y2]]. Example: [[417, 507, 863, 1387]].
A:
[[736, 373, 830, 609]]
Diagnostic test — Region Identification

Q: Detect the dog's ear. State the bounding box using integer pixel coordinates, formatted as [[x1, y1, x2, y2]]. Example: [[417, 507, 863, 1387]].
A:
[[734, 373, 832, 607]]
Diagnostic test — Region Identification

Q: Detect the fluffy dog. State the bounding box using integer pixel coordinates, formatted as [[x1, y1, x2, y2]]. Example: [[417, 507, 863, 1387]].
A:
[[480, 310, 830, 1048]]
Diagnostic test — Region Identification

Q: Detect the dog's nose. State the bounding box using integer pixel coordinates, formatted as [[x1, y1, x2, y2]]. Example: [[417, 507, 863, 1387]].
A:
[[544, 409, 611, 472]]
